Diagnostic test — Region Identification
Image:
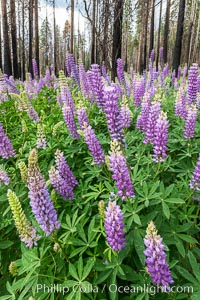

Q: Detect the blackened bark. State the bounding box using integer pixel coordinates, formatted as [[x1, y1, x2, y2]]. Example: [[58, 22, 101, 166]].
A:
[[111, 0, 124, 81], [0, 13, 2, 70], [1, 0, 12, 76], [10, 0, 18, 78], [163, 0, 171, 63], [149, 0, 155, 57], [22, 0, 25, 80], [29, 0, 33, 77], [35, 0, 40, 76], [172, 0, 186, 75], [143, 0, 149, 70], [156, 0, 162, 70]]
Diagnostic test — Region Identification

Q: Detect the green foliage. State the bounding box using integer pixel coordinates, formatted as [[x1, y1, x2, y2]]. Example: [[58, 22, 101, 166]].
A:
[[0, 83, 199, 300]]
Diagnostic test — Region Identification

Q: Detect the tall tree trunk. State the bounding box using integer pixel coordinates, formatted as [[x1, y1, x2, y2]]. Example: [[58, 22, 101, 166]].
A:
[[163, 0, 171, 63], [91, 0, 96, 64], [111, 0, 124, 81], [102, 0, 109, 66], [10, 0, 18, 78], [143, 0, 149, 70], [70, 0, 74, 54], [172, 0, 186, 75], [192, 8, 200, 63], [53, 0, 57, 74], [0, 13, 2, 70], [22, 0, 25, 80], [35, 0, 40, 76], [29, 0, 33, 77], [149, 0, 155, 57], [156, 0, 162, 70], [1, 0, 12, 76], [186, 0, 196, 66]]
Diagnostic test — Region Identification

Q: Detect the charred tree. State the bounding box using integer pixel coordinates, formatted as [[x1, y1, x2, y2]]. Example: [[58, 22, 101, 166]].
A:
[[172, 0, 186, 75]]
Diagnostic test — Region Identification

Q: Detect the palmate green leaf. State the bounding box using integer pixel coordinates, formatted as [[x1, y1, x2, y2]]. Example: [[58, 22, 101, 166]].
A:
[[191, 291, 200, 300], [69, 246, 87, 259], [175, 266, 198, 284], [175, 239, 186, 257], [177, 234, 198, 244], [77, 256, 83, 279], [133, 230, 145, 266], [188, 251, 200, 281], [164, 198, 185, 204], [69, 262, 79, 281], [96, 269, 112, 285], [82, 258, 95, 281], [162, 201, 170, 219], [0, 240, 14, 249]]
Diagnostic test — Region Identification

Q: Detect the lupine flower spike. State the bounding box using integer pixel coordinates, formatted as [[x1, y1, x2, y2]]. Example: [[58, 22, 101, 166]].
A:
[[190, 154, 200, 193], [36, 124, 47, 149], [108, 140, 134, 200], [0, 123, 15, 159], [0, 167, 10, 186], [144, 221, 174, 289], [27, 149, 60, 236], [7, 189, 40, 248], [153, 112, 169, 163], [104, 201, 126, 252]]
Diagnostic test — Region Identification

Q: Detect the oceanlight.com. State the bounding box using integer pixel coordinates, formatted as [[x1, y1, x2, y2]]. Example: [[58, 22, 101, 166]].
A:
[[36, 284, 194, 296]]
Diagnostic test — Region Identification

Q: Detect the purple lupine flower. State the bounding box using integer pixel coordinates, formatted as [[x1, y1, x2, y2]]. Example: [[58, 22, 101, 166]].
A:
[[27, 105, 40, 123], [104, 200, 126, 252], [88, 64, 104, 109], [32, 59, 38, 79], [5, 78, 19, 95], [150, 49, 155, 64], [144, 221, 174, 289], [133, 77, 145, 106], [171, 70, 176, 86], [184, 105, 197, 139], [144, 101, 161, 144], [49, 166, 74, 200], [187, 63, 198, 104], [175, 88, 187, 119], [66, 54, 80, 86], [37, 78, 45, 93], [79, 63, 90, 98], [190, 154, 200, 191], [27, 149, 60, 236], [120, 103, 132, 128], [163, 64, 169, 79], [108, 140, 134, 201], [82, 124, 105, 166], [102, 63, 111, 85], [177, 66, 181, 80], [197, 93, 200, 109], [36, 124, 47, 149], [125, 77, 131, 97], [0, 123, 15, 159], [153, 112, 169, 163], [136, 93, 151, 133], [0, 168, 10, 186], [60, 86, 76, 114], [197, 76, 200, 92], [55, 149, 78, 191], [62, 104, 80, 139], [117, 58, 125, 84], [103, 86, 124, 141], [77, 107, 89, 130]]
